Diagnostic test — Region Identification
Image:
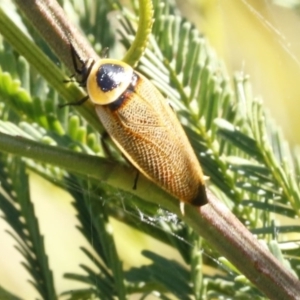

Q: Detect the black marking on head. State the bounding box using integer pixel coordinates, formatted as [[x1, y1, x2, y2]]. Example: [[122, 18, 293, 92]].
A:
[[96, 64, 126, 92], [190, 185, 208, 206], [107, 73, 140, 111]]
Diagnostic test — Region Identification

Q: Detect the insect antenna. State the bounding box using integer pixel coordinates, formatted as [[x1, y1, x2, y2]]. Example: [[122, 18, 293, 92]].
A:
[[59, 45, 94, 108], [58, 95, 89, 108], [69, 44, 95, 87]]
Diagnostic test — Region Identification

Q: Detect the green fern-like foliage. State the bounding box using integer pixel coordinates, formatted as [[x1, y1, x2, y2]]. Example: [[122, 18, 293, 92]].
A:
[[0, 0, 299, 299]]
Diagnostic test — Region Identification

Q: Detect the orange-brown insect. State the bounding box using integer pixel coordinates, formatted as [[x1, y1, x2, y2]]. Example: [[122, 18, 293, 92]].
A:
[[72, 55, 207, 210]]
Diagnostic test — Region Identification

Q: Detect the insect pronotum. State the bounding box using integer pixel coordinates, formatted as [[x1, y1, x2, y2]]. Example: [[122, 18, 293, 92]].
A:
[[67, 47, 208, 211]]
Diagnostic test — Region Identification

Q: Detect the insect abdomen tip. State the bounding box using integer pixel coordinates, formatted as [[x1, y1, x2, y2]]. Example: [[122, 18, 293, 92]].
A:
[[190, 185, 207, 206]]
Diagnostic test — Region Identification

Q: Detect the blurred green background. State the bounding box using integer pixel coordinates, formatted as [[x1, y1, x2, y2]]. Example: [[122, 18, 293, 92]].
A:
[[178, 0, 300, 145]]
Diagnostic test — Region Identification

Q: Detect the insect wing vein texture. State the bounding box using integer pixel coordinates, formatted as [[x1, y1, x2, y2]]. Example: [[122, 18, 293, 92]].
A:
[[95, 72, 205, 204]]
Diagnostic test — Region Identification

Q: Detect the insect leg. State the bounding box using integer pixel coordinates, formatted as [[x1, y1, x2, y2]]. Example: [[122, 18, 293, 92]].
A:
[[58, 95, 89, 108], [133, 170, 140, 190], [63, 75, 76, 84], [70, 44, 85, 75], [180, 202, 185, 215], [117, 151, 140, 190]]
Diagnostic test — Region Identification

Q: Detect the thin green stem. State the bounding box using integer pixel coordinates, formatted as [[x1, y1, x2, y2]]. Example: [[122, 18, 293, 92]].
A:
[[122, 0, 154, 66]]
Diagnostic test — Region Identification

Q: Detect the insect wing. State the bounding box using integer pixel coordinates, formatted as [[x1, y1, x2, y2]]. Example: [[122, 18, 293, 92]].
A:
[[95, 72, 206, 205]]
